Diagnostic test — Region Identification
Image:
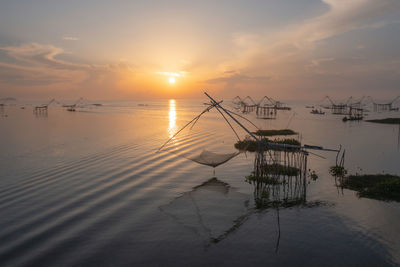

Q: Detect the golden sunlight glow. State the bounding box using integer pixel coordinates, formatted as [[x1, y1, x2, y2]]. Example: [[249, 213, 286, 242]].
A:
[[168, 76, 176, 84], [168, 99, 177, 137], [156, 71, 186, 86], [157, 71, 185, 77]]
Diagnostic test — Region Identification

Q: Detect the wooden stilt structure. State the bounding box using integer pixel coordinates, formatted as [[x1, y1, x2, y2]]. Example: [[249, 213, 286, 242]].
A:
[[256, 105, 277, 119], [34, 99, 55, 113], [370, 96, 400, 112]]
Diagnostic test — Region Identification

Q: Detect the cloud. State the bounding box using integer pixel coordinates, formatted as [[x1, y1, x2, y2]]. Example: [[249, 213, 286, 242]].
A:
[[313, 57, 335, 65], [0, 64, 70, 86], [205, 72, 271, 94], [309, 57, 335, 68], [284, 0, 400, 47], [240, 0, 400, 59], [206, 73, 270, 84], [215, 0, 400, 98], [0, 43, 83, 70], [1, 1, 399, 99], [0, 43, 135, 98], [63, 36, 79, 41]]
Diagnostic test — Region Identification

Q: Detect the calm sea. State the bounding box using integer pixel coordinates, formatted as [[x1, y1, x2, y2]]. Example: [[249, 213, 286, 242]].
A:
[[0, 99, 399, 266]]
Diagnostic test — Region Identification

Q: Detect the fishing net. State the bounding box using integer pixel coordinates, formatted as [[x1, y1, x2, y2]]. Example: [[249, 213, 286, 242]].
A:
[[158, 100, 252, 168], [160, 178, 250, 242], [187, 150, 240, 168]]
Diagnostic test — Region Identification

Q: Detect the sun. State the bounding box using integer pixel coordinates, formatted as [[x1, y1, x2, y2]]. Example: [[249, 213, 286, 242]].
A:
[[168, 77, 176, 84]]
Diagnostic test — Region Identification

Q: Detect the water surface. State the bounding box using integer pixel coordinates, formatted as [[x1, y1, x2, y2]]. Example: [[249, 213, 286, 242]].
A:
[[0, 100, 399, 266]]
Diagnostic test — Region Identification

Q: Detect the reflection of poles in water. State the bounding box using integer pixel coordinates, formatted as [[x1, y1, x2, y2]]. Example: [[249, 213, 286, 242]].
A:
[[250, 148, 308, 253], [398, 124, 400, 151], [250, 148, 309, 209], [334, 176, 344, 196], [275, 206, 281, 253], [332, 147, 346, 193], [34, 108, 48, 118], [303, 155, 307, 200]]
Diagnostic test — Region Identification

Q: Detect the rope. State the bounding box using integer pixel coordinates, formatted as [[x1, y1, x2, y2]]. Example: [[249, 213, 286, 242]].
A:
[[224, 109, 260, 130]]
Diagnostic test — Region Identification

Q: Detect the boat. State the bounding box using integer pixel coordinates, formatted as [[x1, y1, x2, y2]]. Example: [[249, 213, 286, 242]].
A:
[[342, 116, 363, 122], [310, 109, 325, 115]]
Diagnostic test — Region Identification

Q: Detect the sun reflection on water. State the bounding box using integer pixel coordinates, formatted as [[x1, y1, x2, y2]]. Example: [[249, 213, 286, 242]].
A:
[[169, 99, 177, 137]]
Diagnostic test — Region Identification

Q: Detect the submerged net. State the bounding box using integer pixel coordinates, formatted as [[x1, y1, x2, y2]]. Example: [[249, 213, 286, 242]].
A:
[[160, 178, 250, 243], [188, 150, 240, 168]]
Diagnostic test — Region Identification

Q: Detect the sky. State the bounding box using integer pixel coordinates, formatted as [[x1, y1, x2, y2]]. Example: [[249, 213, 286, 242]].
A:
[[0, 0, 399, 100]]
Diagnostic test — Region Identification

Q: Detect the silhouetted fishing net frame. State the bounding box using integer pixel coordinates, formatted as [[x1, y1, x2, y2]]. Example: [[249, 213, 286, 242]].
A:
[[158, 98, 260, 151], [157, 97, 260, 168], [158, 92, 340, 169]]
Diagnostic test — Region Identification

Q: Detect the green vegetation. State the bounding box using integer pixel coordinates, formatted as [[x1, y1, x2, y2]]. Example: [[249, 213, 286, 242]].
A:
[[234, 139, 258, 152], [254, 129, 297, 136], [272, 138, 301, 146], [309, 170, 319, 181], [366, 118, 400, 124], [246, 164, 300, 181], [264, 163, 300, 176], [234, 138, 301, 152], [329, 165, 347, 177], [340, 174, 400, 201]]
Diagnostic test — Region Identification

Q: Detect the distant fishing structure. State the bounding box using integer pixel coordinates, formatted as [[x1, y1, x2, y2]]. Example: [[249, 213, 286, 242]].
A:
[[0, 103, 5, 117], [317, 95, 400, 122], [0, 97, 16, 117], [34, 99, 55, 113], [321, 95, 400, 113], [368, 96, 400, 112], [62, 97, 103, 112], [30, 97, 102, 113], [0, 97, 17, 106], [321, 96, 353, 115], [1, 96, 104, 115], [342, 106, 364, 122], [62, 97, 84, 112], [233, 95, 291, 119], [319, 96, 366, 121]]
